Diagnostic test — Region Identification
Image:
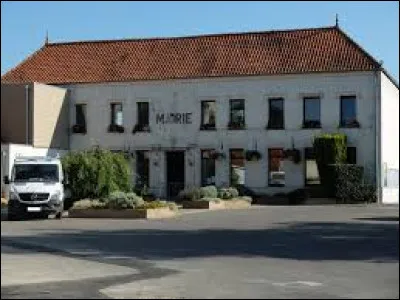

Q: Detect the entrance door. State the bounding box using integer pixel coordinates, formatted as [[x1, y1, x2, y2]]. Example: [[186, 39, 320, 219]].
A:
[[166, 151, 185, 199]]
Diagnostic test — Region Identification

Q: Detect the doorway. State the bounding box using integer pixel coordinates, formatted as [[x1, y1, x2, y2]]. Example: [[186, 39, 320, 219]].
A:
[[166, 151, 185, 199]]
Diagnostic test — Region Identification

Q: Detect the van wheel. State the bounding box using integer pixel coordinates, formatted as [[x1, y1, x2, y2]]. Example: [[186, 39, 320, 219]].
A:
[[55, 212, 63, 219], [8, 213, 19, 221]]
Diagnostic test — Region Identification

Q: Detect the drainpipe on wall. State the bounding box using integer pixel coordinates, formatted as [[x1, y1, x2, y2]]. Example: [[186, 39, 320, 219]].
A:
[[375, 69, 382, 205], [25, 84, 29, 145]]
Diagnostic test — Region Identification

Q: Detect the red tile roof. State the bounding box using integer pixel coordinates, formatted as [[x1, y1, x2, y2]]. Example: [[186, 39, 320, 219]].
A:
[[1, 26, 380, 84]]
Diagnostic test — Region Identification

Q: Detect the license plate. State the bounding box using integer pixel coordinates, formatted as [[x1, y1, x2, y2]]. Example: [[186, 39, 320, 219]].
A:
[[27, 207, 41, 212]]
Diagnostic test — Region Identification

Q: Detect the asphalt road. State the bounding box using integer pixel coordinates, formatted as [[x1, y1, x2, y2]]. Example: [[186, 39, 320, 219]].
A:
[[1, 205, 399, 299]]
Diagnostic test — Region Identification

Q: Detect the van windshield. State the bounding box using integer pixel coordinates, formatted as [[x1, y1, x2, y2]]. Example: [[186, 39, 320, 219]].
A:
[[13, 164, 59, 182]]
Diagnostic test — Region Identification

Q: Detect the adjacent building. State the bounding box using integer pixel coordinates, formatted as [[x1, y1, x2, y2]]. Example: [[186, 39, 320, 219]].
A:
[[1, 25, 398, 203]]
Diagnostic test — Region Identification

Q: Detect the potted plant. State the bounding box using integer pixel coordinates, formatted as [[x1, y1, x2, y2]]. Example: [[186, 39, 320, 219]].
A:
[[245, 150, 262, 161], [200, 123, 216, 130], [228, 120, 245, 130], [132, 123, 150, 134], [210, 150, 226, 160], [302, 120, 321, 129], [108, 124, 124, 133], [283, 148, 301, 164], [72, 124, 86, 134]]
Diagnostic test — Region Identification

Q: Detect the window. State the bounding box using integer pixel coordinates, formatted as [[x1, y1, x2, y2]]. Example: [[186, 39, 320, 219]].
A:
[[340, 95, 358, 127], [347, 147, 357, 164], [267, 98, 284, 129], [136, 150, 149, 188], [133, 102, 150, 133], [201, 150, 216, 186], [229, 99, 245, 129], [109, 103, 124, 133], [303, 97, 321, 128], [230, 149, 245, 185], [268, 148, 285, 186], [111, 103, 123, 126], [137, 102, 149, 126], [72, 104, 87, 134], [305, 147, 320, 185], [200, 101, 216, 130]]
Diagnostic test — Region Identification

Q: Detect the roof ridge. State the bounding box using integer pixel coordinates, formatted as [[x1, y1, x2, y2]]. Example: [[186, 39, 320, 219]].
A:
[[46, 25, 337, 46]]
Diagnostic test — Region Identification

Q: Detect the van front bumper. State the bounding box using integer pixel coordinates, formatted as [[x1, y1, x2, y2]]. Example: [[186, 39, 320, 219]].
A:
[[8, 199, 63, 215]]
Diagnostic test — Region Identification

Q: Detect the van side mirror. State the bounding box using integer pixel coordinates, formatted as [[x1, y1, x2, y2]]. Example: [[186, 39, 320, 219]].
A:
[[4, 176, 10, 184]]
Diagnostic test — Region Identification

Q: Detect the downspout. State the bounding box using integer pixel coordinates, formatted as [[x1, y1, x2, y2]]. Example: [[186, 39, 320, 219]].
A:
[[375, 69, 382, 204], [25, 84, 29, 145]]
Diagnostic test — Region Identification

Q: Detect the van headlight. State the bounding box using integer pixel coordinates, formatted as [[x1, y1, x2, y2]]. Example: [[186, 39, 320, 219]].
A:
[[50, 191, 62, 202], [9, 191, 18, 201]]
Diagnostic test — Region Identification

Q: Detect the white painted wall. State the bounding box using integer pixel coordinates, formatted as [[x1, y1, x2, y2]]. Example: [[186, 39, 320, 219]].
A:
[[380, 72, 399, 204], [65, 72, 377, 197]]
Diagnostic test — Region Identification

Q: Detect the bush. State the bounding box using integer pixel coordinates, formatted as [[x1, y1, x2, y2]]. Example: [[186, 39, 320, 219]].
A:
[[228, 187, 239, 198], [106, 191, 144, 209], [218, 188, 232, 199], [199, 186, 218, 198], [330, 164, 364, 203], [287, 188, 309, 205], [71, 199, 106, 210], [126, 192, 145, 207], [62, 148, 132, 201], [137, 200, 176, 210], [178, 187, 201, 201], [313, 133, 347, 196]]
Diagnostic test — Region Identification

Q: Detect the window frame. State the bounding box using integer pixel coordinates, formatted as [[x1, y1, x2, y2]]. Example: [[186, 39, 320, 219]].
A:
[[346, 146, 357, 164], [340, 95, 358, 128], [268, 148, 285, 187], [303, 96, 321, 129], [229, 148, 245, 186], [135, 150, 150, 189], [200, 100, 217, 130], [201, 149, 216, 186], [137, 102, 149, 127], [304, 147, 321, 186], [110, 102, 123, 126], [267, 97, 285, 130], [229, 99, 245, 130]]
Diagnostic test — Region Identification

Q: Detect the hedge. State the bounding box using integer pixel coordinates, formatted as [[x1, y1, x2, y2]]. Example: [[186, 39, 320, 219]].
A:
[[313, 133, 347, 196], [62, 148, 132, 203]]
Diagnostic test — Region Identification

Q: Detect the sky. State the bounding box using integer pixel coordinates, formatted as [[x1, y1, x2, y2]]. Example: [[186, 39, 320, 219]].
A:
[[1, 1, 399, 81]]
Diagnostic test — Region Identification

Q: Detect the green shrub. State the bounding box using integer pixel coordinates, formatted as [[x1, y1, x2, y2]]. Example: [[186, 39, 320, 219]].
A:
[[126, 192, 145, 207], [106, 191, 133, 209], [199, 186, 218, 198], [137, 200, 175, 210], [287, 188, 309, 205], [218, 188, 232, 199], [178, 187, 201, 201], [313, 133, 347, 196], [71, 199, 106, 210], [62, 148, 132, 201], [228, 187, 239, 198]]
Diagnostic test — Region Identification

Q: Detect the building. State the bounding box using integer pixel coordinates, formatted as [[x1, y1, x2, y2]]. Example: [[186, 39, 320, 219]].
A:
[[1, 25, 399, 203]]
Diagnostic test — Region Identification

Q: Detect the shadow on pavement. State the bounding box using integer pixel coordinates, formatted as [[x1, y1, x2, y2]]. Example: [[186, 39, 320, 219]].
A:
[[2, 221, 398, 263], [354, 216, 399, 222]]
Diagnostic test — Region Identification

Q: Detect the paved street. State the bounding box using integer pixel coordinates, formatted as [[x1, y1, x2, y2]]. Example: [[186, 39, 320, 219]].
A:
[[1, 205, 399, 299]]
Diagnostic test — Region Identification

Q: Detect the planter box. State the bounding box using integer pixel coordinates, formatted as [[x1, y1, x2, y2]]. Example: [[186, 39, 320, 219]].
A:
[[182, 199, 251, 210], [224, 199, 252, 209], [69, 208, 178, 219], [182, 200, 225, 210]]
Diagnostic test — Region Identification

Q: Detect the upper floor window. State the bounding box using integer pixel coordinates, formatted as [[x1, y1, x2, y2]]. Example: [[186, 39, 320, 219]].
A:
[[109, 102, 124, 133], [303, 96, 321, 128], [72, 104, 87, 134], [200, 100, 216, 130], [133, 102, 150, 133], [340, 95, 359, 128], [267, 98, 284, 129], [229, 99, 245, 130]]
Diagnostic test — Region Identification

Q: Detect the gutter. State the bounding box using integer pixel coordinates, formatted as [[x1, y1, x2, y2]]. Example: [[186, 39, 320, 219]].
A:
[[25, 84, 29, 144]]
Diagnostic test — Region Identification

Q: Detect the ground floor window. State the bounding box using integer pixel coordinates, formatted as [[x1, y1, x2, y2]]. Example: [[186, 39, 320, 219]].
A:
[[305, 147, 320, 185], [347, 147, 357, 164], [136, 150, 149, 189], [268, 148, 285, 186], [201, 150, 216, 186], [230, 149, 245, 186]]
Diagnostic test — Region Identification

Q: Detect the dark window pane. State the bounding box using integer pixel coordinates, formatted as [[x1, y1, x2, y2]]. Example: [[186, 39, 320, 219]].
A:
[[304, 97, 321, 122], [347, 147, 357, 164], [111, 103, 123, 126], [201, 150, 216, 186], [230, 149, 245, 185], [136, 150, 149, 188], [75, 104, 86, 126], [201, 101, 216, 126], [137, 102, 149, 126], [268, 98, 284, 129], [230, 99, 245, 124], [305, 147, 320, 185], [341, 96, 357, 126], [268, 149, 285, 186]]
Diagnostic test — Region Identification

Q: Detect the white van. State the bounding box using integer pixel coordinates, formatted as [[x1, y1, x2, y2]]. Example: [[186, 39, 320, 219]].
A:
[[3, 156, 65, 220]]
